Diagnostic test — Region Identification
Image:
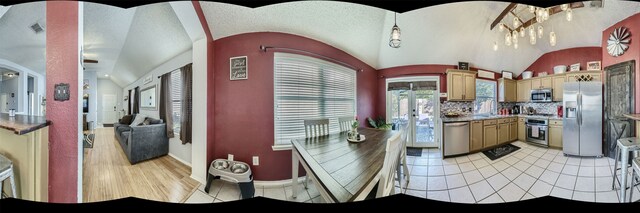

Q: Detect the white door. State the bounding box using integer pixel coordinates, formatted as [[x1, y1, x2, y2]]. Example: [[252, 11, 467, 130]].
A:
[[0, 94, 6, 113], [386, 77, 440, 148], [102, 94, 117, 124]]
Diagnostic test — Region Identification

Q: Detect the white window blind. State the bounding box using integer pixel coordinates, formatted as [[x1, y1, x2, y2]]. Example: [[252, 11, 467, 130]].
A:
[[170, 70, 182, 135], [274, 52, 357, 145]]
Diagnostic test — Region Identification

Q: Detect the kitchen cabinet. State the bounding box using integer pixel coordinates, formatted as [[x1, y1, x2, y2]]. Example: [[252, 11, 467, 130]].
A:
[[498, 123, 510, 144], [470, 121, 483, 151], [531, 77, 552, 89], [446, 69, 476, 101], [531, 78, 541, 89], [549, 119, 563, 148], [552, 75, 566, 101], [517, 80, 531, 102], [566, 71, 602, 82], [483, 124, 497, 148], [498, 78, 517, 102], [518, 117, 526, 141], [509, 121, 517, 141]]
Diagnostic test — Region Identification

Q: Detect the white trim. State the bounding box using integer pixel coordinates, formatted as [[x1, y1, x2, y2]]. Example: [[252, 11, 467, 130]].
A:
[[254, 176, 308, 188], [272, 144, 292, 151], [168, 153, 192, 167]]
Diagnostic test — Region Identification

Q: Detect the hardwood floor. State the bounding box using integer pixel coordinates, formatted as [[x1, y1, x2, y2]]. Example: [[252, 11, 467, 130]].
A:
[[83, 127, 198, 203]]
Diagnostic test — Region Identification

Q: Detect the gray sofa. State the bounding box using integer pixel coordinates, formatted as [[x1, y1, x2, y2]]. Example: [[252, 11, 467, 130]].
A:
[[113, 116, 169, 164]]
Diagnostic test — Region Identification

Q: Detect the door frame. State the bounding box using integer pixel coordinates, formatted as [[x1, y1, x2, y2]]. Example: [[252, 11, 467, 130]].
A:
[[385, 76, 441, 148]]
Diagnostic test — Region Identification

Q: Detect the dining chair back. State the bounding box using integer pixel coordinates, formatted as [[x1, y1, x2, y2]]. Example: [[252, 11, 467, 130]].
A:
[[304, 119, 330, 138], [338, 117, 355, 132], [376, 129, 404, 198]]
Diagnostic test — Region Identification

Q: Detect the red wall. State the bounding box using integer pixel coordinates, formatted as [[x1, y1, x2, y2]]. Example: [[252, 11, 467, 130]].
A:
[[520, 47, 602, 79], [602, 13, 640, 112], [212, 32, 378, 180], [376, 65, 499, 117], [46, 1, 79, 203]]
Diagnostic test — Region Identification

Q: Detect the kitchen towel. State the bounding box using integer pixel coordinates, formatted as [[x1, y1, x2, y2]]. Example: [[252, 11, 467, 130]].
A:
[[532, 126, 539, 138]]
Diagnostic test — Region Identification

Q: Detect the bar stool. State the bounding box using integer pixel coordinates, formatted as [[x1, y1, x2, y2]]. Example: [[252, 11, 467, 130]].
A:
[[612, 137, 640, 202], [629, 158, 640, 202], [0, 154, 16, 199]]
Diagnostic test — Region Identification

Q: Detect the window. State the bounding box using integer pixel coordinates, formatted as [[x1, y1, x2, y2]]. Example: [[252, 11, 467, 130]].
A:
[[274, 52, 357, 146], [170, 70, 182, 135], [474, 79, 496, 115]]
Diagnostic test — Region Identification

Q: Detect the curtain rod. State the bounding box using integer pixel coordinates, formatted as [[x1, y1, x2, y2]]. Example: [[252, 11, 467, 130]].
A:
[[259, 45, 363, 72], [158, 63, 193, 78]]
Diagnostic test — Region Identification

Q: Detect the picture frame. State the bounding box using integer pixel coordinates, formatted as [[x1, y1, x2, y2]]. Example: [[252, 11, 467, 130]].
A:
[[458, 62, 469, 70], [587, 61, 602, 71], [139, 84, 157, 110], [230, 56, 248, 80], [501, 71, 513, 79], [143, 75, 153, 85], [570, 63, 580, 72]]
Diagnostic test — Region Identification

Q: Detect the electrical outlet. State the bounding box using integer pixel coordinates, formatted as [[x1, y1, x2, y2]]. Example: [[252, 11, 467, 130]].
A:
[[252, 156, 259, 166], [228, 154, 234, 161]]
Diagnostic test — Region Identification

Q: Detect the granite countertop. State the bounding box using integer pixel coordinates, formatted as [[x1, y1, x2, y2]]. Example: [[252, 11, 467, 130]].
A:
[[441, 114, 562, 123], [0, 114, 51, 135]]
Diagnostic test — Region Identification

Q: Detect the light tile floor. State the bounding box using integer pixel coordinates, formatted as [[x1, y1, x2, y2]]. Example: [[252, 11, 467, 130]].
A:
[[184, 141, 639, 204]]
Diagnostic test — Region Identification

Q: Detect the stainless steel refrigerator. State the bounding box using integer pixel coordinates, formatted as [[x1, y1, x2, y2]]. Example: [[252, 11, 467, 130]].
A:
[[563, 82, 603, 157]]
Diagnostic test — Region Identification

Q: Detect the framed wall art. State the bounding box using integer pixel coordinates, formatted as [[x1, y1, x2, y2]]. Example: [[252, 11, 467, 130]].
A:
[[230, 56, 248, 80], [587, 61, 601, 71], [570, 63, 580, 71]]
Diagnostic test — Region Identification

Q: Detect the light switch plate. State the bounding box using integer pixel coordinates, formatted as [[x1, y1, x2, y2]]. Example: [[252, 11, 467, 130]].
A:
[[252, 156, 259, 166], [228, 154, 234, 161], [54, 83, 70, 101]]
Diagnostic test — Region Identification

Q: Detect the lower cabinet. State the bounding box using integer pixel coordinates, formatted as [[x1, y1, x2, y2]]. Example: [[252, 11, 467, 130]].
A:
[[470, 121, 484, 151], [518, 118, 526, 141], [549, 120, 563, 148], [483, 125, 497, 148], [498, 123, 510, 144], [509, 121, 517, 141]]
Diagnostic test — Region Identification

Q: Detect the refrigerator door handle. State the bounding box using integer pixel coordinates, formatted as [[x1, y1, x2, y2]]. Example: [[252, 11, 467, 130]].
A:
[[577, 92, 582, 126]]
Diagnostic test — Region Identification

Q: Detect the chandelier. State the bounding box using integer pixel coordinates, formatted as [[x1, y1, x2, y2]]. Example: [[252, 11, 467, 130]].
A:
[[491, 3, 579, 51], [389, 12, 401, 48]]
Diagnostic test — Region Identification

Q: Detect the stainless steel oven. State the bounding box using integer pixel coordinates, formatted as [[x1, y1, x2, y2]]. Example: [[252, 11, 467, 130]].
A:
[[531, 89, 552, 102], [526, 118, 548, 147]]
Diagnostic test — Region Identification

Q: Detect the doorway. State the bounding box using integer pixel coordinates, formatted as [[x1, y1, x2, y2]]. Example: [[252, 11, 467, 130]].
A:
[[386, 76, 440, 148], [604, 60, 635, 157]]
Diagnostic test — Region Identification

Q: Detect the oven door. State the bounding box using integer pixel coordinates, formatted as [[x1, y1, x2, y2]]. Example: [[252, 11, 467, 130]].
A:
[[526, 124, 548, 145]]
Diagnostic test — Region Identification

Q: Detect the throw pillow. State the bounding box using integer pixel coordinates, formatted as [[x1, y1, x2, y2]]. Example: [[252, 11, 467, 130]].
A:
[[142, 118, 153, 126], [130, 114, 147, 127], [120, 115, 134, 124]]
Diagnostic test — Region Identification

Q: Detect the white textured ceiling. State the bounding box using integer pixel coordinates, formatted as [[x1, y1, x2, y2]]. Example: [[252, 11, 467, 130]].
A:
[[200, 1, 387, 68], [0, 2, 45, 74], [84, 3, 192, 87], [201, 1, 640, 76]]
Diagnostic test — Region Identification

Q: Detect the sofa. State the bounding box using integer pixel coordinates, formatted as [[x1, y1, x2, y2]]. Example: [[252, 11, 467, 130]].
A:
[[113, 114, 169, 164]]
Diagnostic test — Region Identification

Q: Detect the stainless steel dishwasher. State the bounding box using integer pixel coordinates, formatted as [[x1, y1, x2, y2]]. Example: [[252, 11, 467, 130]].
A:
[[444, 122, 470, 157]]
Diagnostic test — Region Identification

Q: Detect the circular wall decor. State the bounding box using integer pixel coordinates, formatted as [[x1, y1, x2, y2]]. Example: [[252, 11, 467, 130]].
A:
[[607, 27, 631, 57]]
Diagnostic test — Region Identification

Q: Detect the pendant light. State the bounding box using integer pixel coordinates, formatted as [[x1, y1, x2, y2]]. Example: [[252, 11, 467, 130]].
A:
[[566, 8, 573, 21], [493, 41, 498, 51], [499, 23, 505, 32], [388, 12, 401, 48], [505, 32, 512, 46], [550, 31, 557, 46], [529, 6, 536, 13], [520, 27, 525, 37], [560, 4, 569, 11], [513, 17, 520, 28], [538, 25, 544, 39], [530, 34, 536, 45]]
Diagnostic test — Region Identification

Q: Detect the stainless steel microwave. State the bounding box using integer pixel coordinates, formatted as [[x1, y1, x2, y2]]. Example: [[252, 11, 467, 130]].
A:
[[531, 88, 552, 102]]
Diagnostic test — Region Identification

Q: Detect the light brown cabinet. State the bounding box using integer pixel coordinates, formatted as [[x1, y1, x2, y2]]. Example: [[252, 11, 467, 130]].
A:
[[566, 71, 602, 82], [552, 75, 566, 101], [531, 78, 541, 89], [483, 124, 497, 148], [499, 78, 517, 102], [549, 119, 563, 148], [530, 77, 552, 89], [518, 118, 526, 141], [470, 121, 483, 151], [446, 69, 476, 101], [517, 80, 531, 102], [509, 121, 517, 141], [498, 123, 510, 144]]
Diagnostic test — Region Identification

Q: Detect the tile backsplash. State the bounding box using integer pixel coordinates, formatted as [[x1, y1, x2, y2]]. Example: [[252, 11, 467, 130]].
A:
[[440, 101, 475, 115], [441, 101, 562, 115]]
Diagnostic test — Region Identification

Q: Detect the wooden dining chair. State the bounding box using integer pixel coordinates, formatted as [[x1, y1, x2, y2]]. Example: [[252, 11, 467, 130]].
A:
[[304, 119, 330, 138], [396, 124, 410, 190], [337, 117, 354, 132], [375, 129, 404, 198]]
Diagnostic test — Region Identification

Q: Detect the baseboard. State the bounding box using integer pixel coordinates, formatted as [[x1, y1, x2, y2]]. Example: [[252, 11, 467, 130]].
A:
[[254, 176, 308, 188], [168, 153, 192, 167]]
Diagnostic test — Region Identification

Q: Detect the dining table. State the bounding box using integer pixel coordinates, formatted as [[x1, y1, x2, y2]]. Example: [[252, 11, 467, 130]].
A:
[[290, 127, 399, 202]]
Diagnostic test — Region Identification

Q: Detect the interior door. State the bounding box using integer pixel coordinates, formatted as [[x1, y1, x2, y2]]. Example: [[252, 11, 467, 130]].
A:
[[102, 94, 117, 124], [387, 77, 440, 148], [604, 60, 635, 157]]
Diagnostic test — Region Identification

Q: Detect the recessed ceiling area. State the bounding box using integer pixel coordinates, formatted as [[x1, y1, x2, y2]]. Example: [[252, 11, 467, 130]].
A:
[[0, 2, 45, 74]]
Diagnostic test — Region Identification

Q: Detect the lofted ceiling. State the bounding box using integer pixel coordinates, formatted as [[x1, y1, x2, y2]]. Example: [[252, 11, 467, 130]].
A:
[[201, 1, 640, 76]]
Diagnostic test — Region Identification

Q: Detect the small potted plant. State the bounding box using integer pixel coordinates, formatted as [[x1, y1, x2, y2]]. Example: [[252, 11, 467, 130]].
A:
[[350, 116, 359, 140]]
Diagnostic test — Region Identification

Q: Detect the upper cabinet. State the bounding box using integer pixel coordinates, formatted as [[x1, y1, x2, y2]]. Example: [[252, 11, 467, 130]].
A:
[[517, 80, 531, 102], [552, 74, 566, 101], [446, 69, 476, 101], [531, 76, 552, 89], [498, 78, 516, 102], [566, 71, 602, 82]]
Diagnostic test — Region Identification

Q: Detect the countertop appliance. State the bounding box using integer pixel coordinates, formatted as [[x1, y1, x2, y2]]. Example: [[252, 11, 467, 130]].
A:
[[563, 82, 603, 157], [531, 88, 553, 102], [526, 118, 549, 147], [444, 122, 470, 157], [513, 105, 521, 114]]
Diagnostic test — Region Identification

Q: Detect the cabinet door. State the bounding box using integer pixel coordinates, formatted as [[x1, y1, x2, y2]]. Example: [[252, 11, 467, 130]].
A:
[[541, 77, 552, 89], [531, 78, 542, 89], [553, 75, 565, 101], [507, 80, 517, 102], [522, 80, 531, 102], [498, 80, 506, 102], [464, 73, 476, 100], [518, 120, 526, 141], [592, 73, 602, 82], [510, 122, 517, 141], [448, 73, 464, 100], [549, 125, 563, 148], [470, 121, 484, 151], [517, 81, 524, 102], [498, 123, 510, 144], [483, 125, 497, 148], [566, 74, 577, 82]]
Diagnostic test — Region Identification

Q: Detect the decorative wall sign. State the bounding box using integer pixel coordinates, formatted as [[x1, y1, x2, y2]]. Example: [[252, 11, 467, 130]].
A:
[[230, 56, 248, 80], [570, 63, 580, 71], [501, 71, 513, 79], [54, 83, 70, 101], [458, 62, 469, 70], [587, 61, 602, 71], [607, 27, 631, 57], [143, 75, 153, 85], [140, 84, 157, 110]]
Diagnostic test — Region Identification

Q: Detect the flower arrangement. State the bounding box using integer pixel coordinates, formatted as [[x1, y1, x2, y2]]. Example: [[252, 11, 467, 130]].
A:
[[351, 116, 359, 130]]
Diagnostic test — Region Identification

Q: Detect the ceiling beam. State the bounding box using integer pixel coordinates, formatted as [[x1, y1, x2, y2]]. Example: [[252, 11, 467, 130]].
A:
[[490, 3, 517, 30]]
